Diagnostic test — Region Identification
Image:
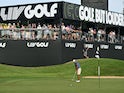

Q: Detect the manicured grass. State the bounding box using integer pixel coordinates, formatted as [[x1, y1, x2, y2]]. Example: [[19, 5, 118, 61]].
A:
[[79, 58, 124, 76], [0, 77, 124, 93], [0, 58, 124, 78], [0, 58, 124, 93]]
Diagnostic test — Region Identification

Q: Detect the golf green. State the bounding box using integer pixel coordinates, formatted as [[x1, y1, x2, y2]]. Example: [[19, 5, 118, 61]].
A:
[[0, 58, 124, 93], [0, 77, 124, 93]]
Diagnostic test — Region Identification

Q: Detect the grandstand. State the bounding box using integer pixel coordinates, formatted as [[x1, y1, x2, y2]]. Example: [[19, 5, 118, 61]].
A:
[[0, 1, 124, 66]]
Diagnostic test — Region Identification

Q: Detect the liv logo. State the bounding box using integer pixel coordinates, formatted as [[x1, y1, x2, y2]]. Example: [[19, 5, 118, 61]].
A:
[[27, 42, 49, 48], [0, 43, 6, 48], [24, 3, 58, 19], [0, 3, 58, 21]]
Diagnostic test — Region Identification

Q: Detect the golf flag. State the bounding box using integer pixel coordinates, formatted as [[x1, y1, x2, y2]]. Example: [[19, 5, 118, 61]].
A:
[[95, 46, 101, 88]]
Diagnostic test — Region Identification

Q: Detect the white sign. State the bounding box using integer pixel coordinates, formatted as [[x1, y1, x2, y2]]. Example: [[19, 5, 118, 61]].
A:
[[0, 3, 58, 21], [0, 43, 6, 48], [0, 6, 25, 21], [79, 6, 95, 22], [100, 44, 109, 49], [24, 3, 58, 19], [115, 45, 123, 50], [27, 42, 49, 48], [65, 43, 76, 48], [95, 9, 105, 24], [84, 44, 93, 49], [79, 5, 124, 27]]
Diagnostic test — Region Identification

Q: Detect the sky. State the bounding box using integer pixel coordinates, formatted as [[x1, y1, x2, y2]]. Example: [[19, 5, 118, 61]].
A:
[[0, 0, 123, 13]]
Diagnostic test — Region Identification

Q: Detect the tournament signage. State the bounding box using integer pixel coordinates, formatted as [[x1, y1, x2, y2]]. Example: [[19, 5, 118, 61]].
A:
[[84, 44, 94, 49], [100, 44, 109, 49], [0, 42, 6, 48], [65, 43, 76, 48], [0, 2, 124, 27], [79, 6, 124, 27], [115, 45, 123, 50], [0, 3, 58, 21], [63, 2, 124, 27], [27, 42, 49, 48], [24, 3, 58, 19]]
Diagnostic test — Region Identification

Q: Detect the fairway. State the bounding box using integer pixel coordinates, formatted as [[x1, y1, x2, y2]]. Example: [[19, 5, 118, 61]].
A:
[[0, 77, 124, 93]]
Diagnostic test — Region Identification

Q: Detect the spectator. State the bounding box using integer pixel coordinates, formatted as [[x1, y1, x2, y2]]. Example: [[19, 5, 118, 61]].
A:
[[48, 24, 53, 39], [101, 29, 106, 42], [88, 28, 94, 42], [20, 25, 26, 40], [97, 29, 102, 42], [43, 24, 52, 40], [61, 23, 67, 39], [65, 26, 71, 40], [53, 24, 59, 40], [0, 22, 122, 44], [109, 31, 116, 43], [36, 23, 42, 40], [32, 23, 37, 40], [11, 23, 19, 40]]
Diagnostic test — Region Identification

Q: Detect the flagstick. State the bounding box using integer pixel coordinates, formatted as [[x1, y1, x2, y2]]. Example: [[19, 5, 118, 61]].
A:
[[95, 46, 100, 88], [98, 58, 100, 88]]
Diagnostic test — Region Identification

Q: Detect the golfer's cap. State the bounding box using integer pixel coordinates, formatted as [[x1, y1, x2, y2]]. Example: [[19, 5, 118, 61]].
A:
[[73, 59, 76, 62]]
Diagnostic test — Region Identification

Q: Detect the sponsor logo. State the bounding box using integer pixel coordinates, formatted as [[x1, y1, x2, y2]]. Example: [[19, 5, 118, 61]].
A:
[[100, 45, 109, 49], [27, 42, 49, 48], [79, 5, 124, 27], [115, 45, 122, 50], [0, 43, 6, 48], [65, 43, 76, 48], [79, 6, 95, 22], [0, 6, 26, 21], [0, 3, 58, 21], [84, 44, 93, 49], [24, 3, 58, 19]]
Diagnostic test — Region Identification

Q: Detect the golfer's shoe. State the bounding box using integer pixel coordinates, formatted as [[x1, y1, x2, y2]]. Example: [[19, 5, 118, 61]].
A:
[[76, 80, 80, 83]]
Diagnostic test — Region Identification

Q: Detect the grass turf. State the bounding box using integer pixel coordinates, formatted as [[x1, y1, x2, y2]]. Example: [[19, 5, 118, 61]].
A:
[[0, 77, 124, 93], [0, 58, 124, 93]]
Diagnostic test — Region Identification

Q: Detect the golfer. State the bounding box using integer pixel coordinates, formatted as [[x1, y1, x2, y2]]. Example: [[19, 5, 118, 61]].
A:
[[73, 59, 82, 82]]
